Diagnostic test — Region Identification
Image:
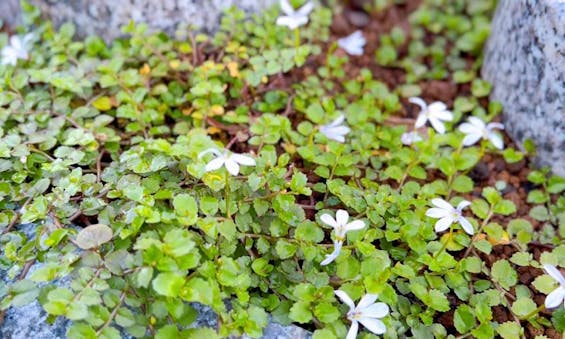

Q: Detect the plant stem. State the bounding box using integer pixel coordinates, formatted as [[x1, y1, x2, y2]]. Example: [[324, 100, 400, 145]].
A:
[[225, 174, 231, 220], [462, 209, 493, 258], [294, 28, 300, 51], [433, 228, 453, 259], [518, 304, 545, 320]]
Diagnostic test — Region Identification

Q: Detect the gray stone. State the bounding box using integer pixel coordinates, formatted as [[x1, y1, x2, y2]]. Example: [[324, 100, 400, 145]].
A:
[[481, 0, 565, 176], [0, 0, 277, 41]]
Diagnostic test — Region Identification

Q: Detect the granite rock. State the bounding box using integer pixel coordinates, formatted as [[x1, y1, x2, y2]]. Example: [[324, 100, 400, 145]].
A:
[[481, 0, 565, 176], [0, 0, 277, 41]]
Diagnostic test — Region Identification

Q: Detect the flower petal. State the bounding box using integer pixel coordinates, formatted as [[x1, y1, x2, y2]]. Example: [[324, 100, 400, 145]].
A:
[[459, 122, 481, 135], [414, 113, 427, 128], [426, 208, 451, 218], [297, 1, 314, 16], [429, 116, 446, 134], [320, 252, 338, 266], [230, 153, 256, 166], [205, 157, 225, 172], [198, 148, 222, 158], [431, 198, 454, 211], [467, 116, 486, 129], [487, 131, 504, 150], [458, 216, 474, 235], [320, 241, 342, 266], [456, 200, 471, 212], [329, 114, 346, 127], [357, 294, 378, 309], [346, 320, 359, 339], [545, 287, 565, 309], [462, 133, 482, 146], [430, 108, 453, 122], [335, 290, 355, 311], [276, 16, 305, 29], [279, 0, 295, 15], [329, 125, 351, 136], [345, 220, 365, 232], [336, 209, 349, 226], [487, 122, 504, 130], [435, 216, 453, 233], [359, 302, 389, 318], [543, 265, 565, 286], [224, 159, 240, 176], [409, 97, 427, 111], [320, 213, 338, 228], [358, 317, 387, 335]]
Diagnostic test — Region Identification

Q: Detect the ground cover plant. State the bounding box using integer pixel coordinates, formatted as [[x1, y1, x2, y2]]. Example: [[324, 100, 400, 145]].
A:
[[0, 0, 564, 338]]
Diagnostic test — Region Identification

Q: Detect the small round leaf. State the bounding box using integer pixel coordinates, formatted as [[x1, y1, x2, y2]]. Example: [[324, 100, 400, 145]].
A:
[[75, 224, 113, 249]]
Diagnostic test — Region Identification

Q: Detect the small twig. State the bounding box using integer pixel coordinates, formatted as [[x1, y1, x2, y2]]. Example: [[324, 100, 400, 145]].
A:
[[96, 150, 107, 183], [2, 196, 33, 234], [382, 116, 416, 126], [96, 290, 126, 336], [281, 94, 295, 117]]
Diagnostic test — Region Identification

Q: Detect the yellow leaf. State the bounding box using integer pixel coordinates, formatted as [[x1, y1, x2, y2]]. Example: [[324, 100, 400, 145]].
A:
[[169, 60, 180, 70], [139, 63, 151, 75], [227, 61, 239, 77], [92, 96, 112, 111], [489, 231, 511, 245], [75, 224, 113, 249], [207, 126, 222, 135], [209, 105, 224, 116]]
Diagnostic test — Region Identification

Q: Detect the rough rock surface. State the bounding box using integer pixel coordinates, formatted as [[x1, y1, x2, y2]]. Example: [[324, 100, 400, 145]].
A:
[[0, 0, 277, 41], [0, 224, 310, 338], [481, 0, 565, 176]]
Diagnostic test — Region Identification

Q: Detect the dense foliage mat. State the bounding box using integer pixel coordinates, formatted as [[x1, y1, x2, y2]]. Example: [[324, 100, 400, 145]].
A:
[[0, 1, 563, 338]]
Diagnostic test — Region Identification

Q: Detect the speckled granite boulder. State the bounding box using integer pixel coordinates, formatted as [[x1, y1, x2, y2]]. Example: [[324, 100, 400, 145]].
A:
[[0, 0, 276, 41], [482, 0, 565, 176]]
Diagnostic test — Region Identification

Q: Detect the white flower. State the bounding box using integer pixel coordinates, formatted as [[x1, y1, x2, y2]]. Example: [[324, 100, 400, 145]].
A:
[[1, 34, 33, 66], [337, 31, 366, 56], [276, 0, 314, 30], [319, 210, 365, 266], [198, 148, 255, 176], [335, 290, 389, 339], [319, 115, 351, 143], [543, 264, 565, 309], [425, 198, 474, 235], [459, 116, 505, 150], [409, 97, 453, 134], [401, 131, 423, 145], [320, 209, 365, 241], [320, 240, 342, 266]]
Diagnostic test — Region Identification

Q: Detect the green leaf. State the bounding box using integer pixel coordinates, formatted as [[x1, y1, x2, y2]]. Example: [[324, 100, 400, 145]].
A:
[[173, 194, 198, 225], [452, 175, 474, 193], [275, 239, 297, 259], [313, 302, 340, 323], [295, 221, 324, 243], [289, 301, 312, 323], [471, 199, 489, 219], [67, 323, 98, 339], [496, 321, 522, 338], [454, 305, 475, 333], [427, 289, 450, 312], [493, 200, 516, 216], [152, 272, 185, 297], [491, 260, 517, 290], [510, 297, 537, 318], [529, 205, 549, 221]]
